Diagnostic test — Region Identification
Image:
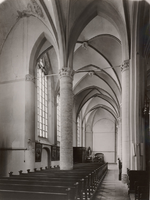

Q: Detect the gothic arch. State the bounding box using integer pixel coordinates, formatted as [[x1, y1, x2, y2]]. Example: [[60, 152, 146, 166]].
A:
[[68, 0, 129, 68], [29, 32, 59, 75]]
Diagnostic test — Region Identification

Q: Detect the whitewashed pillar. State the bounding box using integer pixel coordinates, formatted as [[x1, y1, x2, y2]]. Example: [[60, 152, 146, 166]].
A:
[[121, 60, 130, 183], [117, 117, 122, 160], [59, 68, 74, 170]]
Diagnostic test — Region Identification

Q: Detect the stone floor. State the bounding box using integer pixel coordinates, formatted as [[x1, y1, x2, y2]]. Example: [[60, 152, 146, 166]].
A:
[[94, 164, 130, 200]]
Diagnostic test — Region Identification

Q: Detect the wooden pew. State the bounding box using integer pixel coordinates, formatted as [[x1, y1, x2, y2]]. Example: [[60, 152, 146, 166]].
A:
[[18, 173, 87, 178], [0, 178, 79, 186], [0, 189, 71, 200], [0, 174, 83, 199], [6, 176, 81, 181], [134, 181, 148, 200], [0, 163, 108, 200], [0, 182, 79, 200], [137, 186, 149, 200], [127, 169, 148, 193]]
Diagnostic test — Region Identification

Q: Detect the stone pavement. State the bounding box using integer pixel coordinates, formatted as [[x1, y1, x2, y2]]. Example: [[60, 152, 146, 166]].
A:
[[94, 164, 130, 200]]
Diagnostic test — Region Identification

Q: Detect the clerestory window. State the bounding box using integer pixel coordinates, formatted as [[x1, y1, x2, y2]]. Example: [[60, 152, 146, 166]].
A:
[[37, 58, 48, 138]]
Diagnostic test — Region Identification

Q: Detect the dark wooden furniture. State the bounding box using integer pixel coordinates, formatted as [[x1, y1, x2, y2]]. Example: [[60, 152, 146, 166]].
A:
[[73, 147, 86, 163], [127, 169, 149, 200], [0, 163, 108, 200]]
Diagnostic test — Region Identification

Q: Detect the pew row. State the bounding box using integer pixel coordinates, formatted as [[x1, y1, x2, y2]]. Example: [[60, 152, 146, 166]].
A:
[[0, 162, 108, 200], [127, 168, 149, 200]]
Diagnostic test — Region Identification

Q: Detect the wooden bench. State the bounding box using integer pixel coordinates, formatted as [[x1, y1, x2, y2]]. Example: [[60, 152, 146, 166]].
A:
[[127, 169, 148, 193], [0, 163, 108, 200], [0, 182, 79, 200], [6, 176, 81, 181], [134, 181, 148, 200], [0, 189, 70, 200], [0, 178, 79, 186], [137, 185, 149, 200], [127, 168, 149, 200]]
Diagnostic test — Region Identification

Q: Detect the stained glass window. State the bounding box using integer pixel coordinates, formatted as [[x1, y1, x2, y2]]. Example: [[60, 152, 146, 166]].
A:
[[37, 58, 48, 138]]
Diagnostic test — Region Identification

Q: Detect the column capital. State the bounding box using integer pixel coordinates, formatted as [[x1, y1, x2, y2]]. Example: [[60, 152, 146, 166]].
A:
[[25, 74, 34, 83], [117, 117, 122, 122], [121, 60, 130, 72], [59, 68, 74, 79]]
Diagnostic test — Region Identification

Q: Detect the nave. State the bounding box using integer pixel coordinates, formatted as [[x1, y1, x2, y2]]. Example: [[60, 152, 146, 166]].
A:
[[0, 0, 150, 199]]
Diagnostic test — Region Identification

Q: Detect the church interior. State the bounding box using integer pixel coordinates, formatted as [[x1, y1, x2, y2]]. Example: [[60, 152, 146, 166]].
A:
[[0, 0, 150, 199]]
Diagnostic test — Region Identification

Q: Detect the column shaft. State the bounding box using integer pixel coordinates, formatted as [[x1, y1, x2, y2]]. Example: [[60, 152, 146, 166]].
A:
[[59, 69, 74, 170], [121, 60, 130, 183], [118, 119, 122, 160]]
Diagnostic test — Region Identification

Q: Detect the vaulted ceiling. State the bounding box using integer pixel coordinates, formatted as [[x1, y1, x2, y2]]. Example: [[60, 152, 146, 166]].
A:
[[0, 0, 150, 130]]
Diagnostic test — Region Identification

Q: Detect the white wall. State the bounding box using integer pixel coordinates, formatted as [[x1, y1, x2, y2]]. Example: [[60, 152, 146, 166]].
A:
[[93, 118, 116, 163], [0, 16, 57, 176]]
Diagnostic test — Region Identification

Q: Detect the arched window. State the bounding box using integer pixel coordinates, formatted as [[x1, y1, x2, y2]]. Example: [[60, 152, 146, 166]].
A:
[[37, 58, 48, 138], [57, 94, 61, 145]]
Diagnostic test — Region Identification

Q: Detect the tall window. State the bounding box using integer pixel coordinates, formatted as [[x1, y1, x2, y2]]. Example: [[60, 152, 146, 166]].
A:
[[77, 116, 80, 147], [57, 94, 61, 145], [37, 58, 48, 138]]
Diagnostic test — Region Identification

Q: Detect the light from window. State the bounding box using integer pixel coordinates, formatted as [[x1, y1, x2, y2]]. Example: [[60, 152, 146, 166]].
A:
[[37, 59, 48, 138]]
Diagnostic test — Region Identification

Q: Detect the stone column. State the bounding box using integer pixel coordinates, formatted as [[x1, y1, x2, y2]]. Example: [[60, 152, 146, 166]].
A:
[[59, 68, 74, 170], [117, 117, 122, 160], [121, 60, 130, 183], [82, 122, 86, 147]]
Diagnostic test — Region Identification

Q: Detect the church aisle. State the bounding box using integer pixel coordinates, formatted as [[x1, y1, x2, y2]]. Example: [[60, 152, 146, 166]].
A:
[[94, 164, 130, 200]]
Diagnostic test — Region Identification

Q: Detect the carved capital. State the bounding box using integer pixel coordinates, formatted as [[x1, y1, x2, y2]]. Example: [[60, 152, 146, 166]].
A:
[[59, 68, 74, 79], [17, 10, 32, 18], [121, 60, 130, 72], [25, 74, 34, 83], [117, 117, 122, 126], [82, 41, 88, 50], [117, 117, 122, 122], [31, 0, 44, 19], [17, 1, 44, 19]]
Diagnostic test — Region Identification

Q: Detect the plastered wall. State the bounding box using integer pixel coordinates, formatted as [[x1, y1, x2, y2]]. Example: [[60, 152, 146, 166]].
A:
[[93, 118, 116, 163], [0, 16, 57, 176]]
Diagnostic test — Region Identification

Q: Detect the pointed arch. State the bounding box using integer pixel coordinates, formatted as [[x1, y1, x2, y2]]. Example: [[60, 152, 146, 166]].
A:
[[68, 0, 129, 68], [29, 32, 59, 75]]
